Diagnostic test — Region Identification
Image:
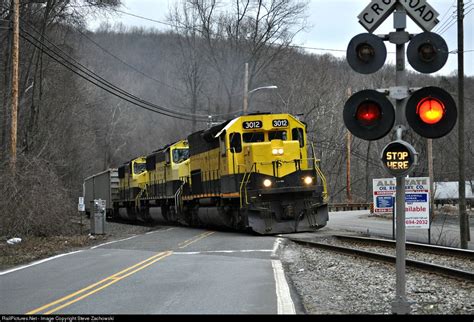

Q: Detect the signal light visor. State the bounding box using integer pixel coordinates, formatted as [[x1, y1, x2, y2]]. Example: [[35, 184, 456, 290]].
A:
[[417, 98, 445, 124], [356, 43, 375, 63]]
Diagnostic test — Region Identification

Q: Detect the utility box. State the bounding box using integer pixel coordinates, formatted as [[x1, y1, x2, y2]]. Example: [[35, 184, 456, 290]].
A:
[[91, 199, 106, 235], [83, 168, 118, 218]]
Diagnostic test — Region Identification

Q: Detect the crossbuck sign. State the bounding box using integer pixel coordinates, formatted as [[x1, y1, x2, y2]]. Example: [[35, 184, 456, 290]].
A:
[[358, 0, 439, 32]]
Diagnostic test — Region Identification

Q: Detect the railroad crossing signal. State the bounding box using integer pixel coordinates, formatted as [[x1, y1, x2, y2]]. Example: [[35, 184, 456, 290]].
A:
[[343, 90, 395, 140], [349, 1, 453, 315], [381, 140, 418, 176], [407, 32, 449, 73], [358, 0, 439, 33], [405, 86, 457, 138], [346, 33, 387, 74], [344, 1, 457, 141]]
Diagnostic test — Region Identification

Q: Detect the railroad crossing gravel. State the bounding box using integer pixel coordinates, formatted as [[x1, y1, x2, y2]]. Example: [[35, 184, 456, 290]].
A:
[[319, 237, 474, 272], [279, 240, 474, 314]]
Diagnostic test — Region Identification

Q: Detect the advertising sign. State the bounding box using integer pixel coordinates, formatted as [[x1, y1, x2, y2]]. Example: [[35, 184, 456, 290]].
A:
[[373, 177, 430, 229]]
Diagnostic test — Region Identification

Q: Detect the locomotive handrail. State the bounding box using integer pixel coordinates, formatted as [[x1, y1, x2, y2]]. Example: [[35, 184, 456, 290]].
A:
[[311, 142, 328, 202], [174, 181, 185, 215], [239, 163, 256, 208], [135, 185, 147, 211]]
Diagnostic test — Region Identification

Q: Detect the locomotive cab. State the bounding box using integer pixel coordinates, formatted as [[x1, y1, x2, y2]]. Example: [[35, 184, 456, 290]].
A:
[[185, 112, 328, 234]]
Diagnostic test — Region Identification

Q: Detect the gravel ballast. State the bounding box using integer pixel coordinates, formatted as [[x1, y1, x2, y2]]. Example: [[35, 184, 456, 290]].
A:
[[280, 240, 474, 315]]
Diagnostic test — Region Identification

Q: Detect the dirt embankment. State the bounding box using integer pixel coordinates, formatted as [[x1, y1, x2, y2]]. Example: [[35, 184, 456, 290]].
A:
[[0, 216, 162, 271]]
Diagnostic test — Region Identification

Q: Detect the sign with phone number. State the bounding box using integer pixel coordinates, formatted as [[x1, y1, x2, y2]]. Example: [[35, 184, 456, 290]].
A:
[[373, 177, 430, 229]]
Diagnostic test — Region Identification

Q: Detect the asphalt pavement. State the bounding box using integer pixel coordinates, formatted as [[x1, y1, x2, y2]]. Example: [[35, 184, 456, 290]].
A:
[[0, 227, 294, 314]]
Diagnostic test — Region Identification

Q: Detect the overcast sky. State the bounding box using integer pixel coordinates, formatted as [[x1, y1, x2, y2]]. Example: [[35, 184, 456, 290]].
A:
[[87, 0, 474, 76]]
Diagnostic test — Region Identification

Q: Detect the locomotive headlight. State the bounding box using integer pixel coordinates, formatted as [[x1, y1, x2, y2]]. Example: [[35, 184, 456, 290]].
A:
[[263, 179, 272, 188], [304, 176, 313, 185], [272, 148, 284, 155]]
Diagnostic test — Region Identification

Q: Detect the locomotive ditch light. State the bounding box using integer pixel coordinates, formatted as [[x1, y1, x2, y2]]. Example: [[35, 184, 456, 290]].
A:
[[381, 140, 418, 177], [343, 89, 395, 141], [303, 176, 313, 185], [407, 32, 448, 74], [347, 33, 387, 74], [263, 179, 272, 188], [406, 86, 457, 139]]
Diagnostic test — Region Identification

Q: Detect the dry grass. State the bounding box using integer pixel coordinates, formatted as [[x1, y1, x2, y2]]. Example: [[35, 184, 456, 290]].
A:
[[0, 156, 77, 238]]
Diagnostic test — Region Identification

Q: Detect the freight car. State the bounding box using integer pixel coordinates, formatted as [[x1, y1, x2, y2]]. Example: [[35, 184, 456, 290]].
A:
[[84, 112, 329, 234]]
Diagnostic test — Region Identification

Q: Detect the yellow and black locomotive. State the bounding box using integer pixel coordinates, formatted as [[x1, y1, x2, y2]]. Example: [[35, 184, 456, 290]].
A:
[[102, 112, 328, 234]]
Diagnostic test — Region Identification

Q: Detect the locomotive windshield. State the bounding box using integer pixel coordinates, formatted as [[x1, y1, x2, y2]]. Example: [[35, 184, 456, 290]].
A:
[[173, 148, 189, 163], [243, 132, 264, 143], [269, 131, 287, 141], [133, 162, 146, 175]]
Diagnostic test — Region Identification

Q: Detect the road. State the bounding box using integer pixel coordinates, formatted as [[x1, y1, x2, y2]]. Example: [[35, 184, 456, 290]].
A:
[[2, 210, 471, 315], [0, 227, 297, 314]]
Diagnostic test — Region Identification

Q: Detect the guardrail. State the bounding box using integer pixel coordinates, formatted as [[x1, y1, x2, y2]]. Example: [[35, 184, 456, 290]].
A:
[[329, 203, 373, 212]]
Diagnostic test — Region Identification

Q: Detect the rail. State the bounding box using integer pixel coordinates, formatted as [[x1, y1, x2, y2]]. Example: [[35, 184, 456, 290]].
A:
[[329, 202, 373, 212], [287, 237, 474, 281], [333, 234, 474, 259]]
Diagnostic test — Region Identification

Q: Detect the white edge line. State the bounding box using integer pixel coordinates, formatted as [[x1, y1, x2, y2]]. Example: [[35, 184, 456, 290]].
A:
[[90, 235, 138, 249], [174, 249, 273, 255], [0, 227, 175, 276], [0, 250, 84, 276], [272, 259, 296, 314], [272, 238, 283, 257], [146, 227, 175, 235]]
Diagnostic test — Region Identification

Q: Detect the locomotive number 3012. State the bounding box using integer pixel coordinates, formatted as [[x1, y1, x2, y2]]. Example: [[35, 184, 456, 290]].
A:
[[243, 120, 263, 129], [272, 119, 288, 127]]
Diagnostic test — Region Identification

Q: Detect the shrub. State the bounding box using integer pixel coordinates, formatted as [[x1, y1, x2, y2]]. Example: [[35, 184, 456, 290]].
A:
[[0, 155, 76, 238]]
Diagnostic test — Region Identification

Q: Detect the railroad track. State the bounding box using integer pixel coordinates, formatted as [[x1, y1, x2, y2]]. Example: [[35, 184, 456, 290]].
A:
[[286, 235, 474, 281], [328, 203, 372, 211]]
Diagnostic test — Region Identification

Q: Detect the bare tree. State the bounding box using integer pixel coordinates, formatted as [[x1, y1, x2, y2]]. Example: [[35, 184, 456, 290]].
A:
[[169, 0, 309, 115]]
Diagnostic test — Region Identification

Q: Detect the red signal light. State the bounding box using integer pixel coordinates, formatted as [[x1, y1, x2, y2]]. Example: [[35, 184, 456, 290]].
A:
[[406, 86, 457, 139], [417, 98, 445, 124], [344, 89, 394, 141], [356, 102, 381, 126]]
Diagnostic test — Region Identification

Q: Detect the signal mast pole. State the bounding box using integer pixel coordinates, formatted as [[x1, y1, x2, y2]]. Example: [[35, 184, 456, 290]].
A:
[[392, 4, 410, 315]]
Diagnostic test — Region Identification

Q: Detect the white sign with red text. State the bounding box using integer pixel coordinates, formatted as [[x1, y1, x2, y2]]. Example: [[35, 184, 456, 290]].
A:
[[373, 177, 430, 229]]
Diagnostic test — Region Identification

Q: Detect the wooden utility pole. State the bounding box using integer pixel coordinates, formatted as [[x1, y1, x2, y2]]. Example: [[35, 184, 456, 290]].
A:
[[242, 63, 249, 115], [457, 0, 469, 249], [10, 0, 19, 171]]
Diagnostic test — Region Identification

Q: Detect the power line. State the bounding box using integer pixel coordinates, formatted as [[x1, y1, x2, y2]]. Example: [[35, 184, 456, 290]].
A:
[[21, 21, 207, 119], [105, 8, 360, 55], [19, 27, 211, 122], [75, 28, 188, 94], [1, 4, 232, 122], [109, 8, 175, 28]]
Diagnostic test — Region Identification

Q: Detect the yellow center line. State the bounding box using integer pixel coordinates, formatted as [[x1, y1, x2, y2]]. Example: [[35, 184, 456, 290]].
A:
[[177, 231, 213, 248], [26, 251, 172, 315], [178, 231, 215, 249], [43, 251, 173, 315], [27, 230, 215, 315]]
